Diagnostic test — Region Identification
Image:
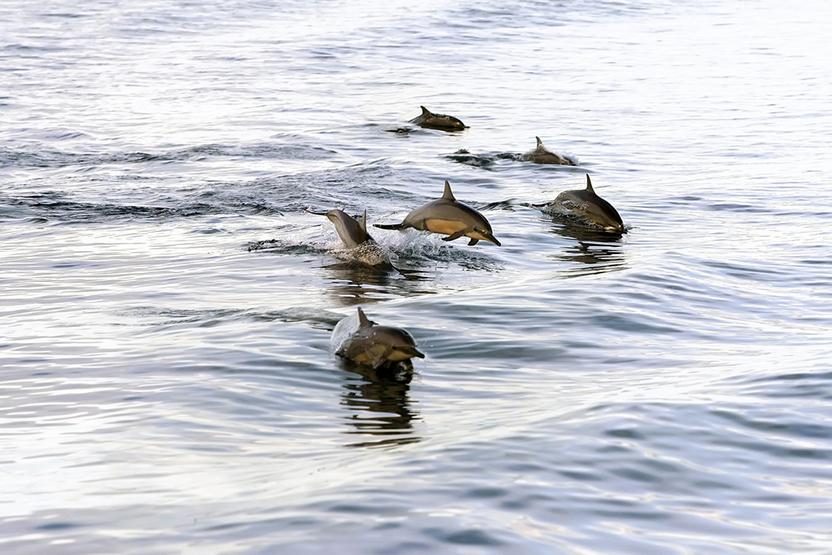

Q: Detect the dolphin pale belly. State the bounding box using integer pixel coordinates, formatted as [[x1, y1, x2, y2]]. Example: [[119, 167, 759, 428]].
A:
[[409, 106, 467, 132], [543, 174, 625, 234], [333, 307, 425, 371], [522, 136, 576, 166], [375, 180, 501, 246]]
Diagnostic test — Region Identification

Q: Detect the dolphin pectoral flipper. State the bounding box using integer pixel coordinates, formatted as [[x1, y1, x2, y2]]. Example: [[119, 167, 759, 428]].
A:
[[442, 230, 466, 242], [468, 238, 479, 246], [370, 347, 393, 370], [374, 222, 406, 230]]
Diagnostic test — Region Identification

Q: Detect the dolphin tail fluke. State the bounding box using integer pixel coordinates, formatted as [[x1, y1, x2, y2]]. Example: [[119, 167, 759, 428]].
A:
[[374, 222, 406, 230]]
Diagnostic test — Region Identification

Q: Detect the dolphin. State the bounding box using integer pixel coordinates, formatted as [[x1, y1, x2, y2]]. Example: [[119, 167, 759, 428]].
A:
[[310, 208, 374, 249], [374, 180, 501, 246], [334, 307, 425, 370], [307, 208, 396, 267], [409, 106, 467, 132], [522, 136, 576, 166], [543, 174, 625, 233]]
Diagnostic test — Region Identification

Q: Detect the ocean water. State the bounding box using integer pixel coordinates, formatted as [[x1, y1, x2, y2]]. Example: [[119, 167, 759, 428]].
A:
[[2, 0, 831, 553]]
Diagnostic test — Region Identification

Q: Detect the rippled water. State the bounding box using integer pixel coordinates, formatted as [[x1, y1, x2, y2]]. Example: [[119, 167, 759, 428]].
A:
[[2, 0, 831, 553]]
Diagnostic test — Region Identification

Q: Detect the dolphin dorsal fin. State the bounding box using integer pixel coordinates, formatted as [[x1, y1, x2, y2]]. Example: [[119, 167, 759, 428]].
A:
[[442, 180, 456, 201], [585, 174, 595, 193], [420, 105, 432, 117], [536, 136, 544, 148], [356, 307, 371, 328], [358, 209, 367, 232]]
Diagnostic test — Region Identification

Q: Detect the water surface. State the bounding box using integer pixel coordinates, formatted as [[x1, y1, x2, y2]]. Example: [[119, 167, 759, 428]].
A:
[[2, 0, 831, 553]]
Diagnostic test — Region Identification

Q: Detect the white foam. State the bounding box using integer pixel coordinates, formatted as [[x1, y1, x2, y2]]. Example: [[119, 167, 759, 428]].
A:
[[329, 310, 361, 355]]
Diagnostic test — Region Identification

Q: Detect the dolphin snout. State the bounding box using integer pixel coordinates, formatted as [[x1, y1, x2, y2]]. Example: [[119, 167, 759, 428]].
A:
[[403, 346, 425, 359]]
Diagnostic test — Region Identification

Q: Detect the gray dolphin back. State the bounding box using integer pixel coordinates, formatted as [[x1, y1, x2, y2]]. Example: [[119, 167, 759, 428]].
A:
[[548, 174, 624, 232], [326, 209, 374, 248]]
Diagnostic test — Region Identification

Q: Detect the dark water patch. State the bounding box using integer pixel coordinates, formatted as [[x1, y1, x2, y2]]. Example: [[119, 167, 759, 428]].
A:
[[246, 238, 327, 255], [0, 192, 222, 222], [34, 521, 81, 531], [473, 198, 519, 211], [709, 408, 832, 440], [0, 142, 338, 169], [124, 306, 344, 331], [700, 259, 793, 282], [706, 202, 772, 213], [1, 163, 406, 222], [1, 42, 70, 53], [42, 11, 87, 19], [734, 370, 832, 401]]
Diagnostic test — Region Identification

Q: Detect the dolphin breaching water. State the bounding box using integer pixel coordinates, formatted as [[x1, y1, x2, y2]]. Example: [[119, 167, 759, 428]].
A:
[[323, 209, 374, 249], [409, 106, 467, 132], [332, 307, 425, 371], [522, 136, 576, 166], [542, 174, 625, 233], [374, 180, 501, 246], [308, 208, 392, 266]]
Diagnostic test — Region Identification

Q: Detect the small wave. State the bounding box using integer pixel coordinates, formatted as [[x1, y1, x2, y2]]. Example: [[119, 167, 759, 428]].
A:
[[0, 192, 221, 222], [0, 142, 338, 169], [124, 305, 344, 330]]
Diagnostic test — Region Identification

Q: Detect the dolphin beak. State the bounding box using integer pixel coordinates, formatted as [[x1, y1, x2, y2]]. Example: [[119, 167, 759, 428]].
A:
[[485, 233, 502, 246], [409, 347, 426, 359]]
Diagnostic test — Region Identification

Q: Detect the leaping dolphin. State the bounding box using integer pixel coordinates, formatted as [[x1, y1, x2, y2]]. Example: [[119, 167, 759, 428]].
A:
[[374, 180, 501, 246], [522, 136, 576, 166], [409, 106, 467, 132], [307, 208, 395, 267], [312, 208, 374, 249], [543, 174, 625, 233], [334, 307, 425, 371]]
